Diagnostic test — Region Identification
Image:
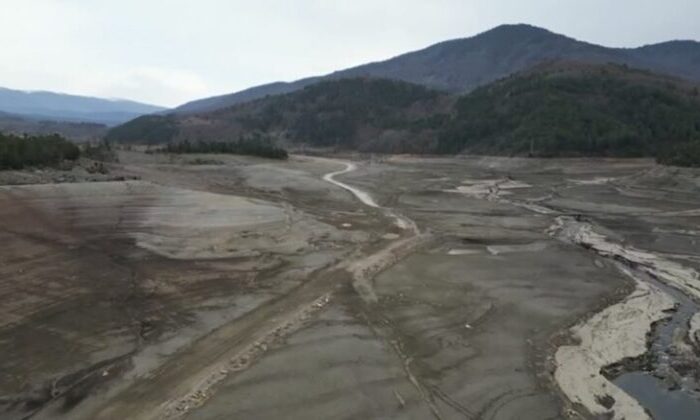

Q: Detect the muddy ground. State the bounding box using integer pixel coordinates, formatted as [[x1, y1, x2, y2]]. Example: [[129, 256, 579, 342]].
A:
[[0, 153, 698, 419]]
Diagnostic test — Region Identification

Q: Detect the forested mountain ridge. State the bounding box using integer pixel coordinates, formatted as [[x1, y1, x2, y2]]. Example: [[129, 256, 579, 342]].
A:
[[107, 78, 452, 153], [435, 61, 700, 160], [171, 24, 700, 114], [106, 62, 700, 166]]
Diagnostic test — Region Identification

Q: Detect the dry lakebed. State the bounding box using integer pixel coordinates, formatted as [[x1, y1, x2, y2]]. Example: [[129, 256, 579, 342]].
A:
[[0, 151, 699, 420]]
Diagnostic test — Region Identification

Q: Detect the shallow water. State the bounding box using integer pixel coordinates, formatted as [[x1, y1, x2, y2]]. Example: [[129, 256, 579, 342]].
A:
[[616, 373, 700, 420], [614, 276, 700, 419]]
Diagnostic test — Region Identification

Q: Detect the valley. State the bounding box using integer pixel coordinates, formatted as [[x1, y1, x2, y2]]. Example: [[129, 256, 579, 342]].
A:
[[3, 12, 700, 420]]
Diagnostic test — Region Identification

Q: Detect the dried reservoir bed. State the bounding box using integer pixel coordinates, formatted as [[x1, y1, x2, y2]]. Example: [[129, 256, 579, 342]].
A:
[[0, 152, 699, 420]]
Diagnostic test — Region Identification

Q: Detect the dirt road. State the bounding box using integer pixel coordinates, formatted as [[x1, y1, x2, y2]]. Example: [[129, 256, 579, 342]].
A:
[[322, 160, 379, 208], [54, 157, 425, 420], [317, 157, 418, 233]]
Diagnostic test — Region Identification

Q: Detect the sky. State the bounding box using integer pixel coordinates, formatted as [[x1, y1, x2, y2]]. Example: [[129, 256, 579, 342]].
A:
[[2, 0, 699, 107]]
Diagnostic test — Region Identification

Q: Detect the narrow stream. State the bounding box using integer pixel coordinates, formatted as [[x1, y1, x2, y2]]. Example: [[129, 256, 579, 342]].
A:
[[612, 274, 700, 420], [549, 216, 700, 419]]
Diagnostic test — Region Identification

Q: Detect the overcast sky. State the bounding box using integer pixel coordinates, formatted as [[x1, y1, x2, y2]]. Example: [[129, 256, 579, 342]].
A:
[[2, 0, 699, 107]]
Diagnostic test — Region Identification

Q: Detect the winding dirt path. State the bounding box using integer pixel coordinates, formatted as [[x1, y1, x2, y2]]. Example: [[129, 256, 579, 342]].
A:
[[319, 158, 418, 233], [320, 158, 449, 418], [323, 161, 379, 208]]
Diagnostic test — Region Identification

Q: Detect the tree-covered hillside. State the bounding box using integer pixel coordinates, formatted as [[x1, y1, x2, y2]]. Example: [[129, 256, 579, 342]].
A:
[[220, 77, 447, 150], [107, 78, 450, 153], [104, 114, 179, 145], [106, 64, 700, 166], [436, 62, 700, 159], [172, 24, 700, 115]]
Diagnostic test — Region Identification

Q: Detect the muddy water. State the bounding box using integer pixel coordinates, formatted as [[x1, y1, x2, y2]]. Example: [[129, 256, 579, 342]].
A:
[[613, 276, 700, 420]]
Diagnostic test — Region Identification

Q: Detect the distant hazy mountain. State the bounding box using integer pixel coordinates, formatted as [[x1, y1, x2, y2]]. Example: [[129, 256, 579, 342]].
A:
[[0, 87, 166, 126], [0, 111, 106, 142], [172, 24, 700, 114]]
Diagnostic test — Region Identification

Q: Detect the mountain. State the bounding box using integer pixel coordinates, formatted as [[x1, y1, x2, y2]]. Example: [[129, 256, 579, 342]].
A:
[[171, 24, 700, 115], [106, 78, 451, 152], [172, 81, 319, 115], [0, 111, 106, 142], [107, 62, 700, 165], [0, 87, 166, 126], [435, 61, 700, 160]]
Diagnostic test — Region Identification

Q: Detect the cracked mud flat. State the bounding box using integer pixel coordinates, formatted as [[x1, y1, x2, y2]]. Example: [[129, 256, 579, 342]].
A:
[[1, 153, 699, 420]]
